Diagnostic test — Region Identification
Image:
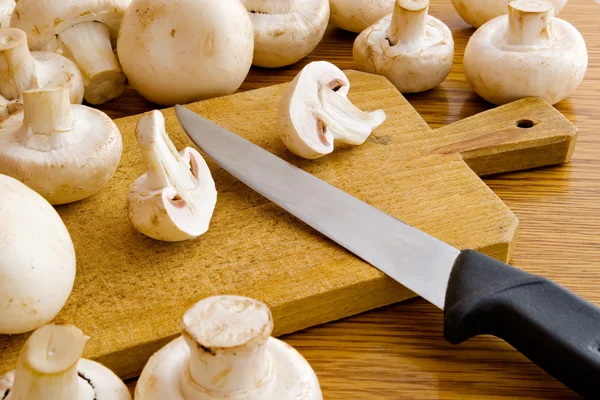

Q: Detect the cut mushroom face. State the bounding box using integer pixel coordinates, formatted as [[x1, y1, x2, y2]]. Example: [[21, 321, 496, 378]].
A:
[[135, 295, 322, 400], [0, 28, 84, 118], [451, 0, 567, 28], [0, 0, 15, 28], [10, 0, 130, 104], [127, 110, 217, 242], [0, 87, 122, 204], [353, 0, 454, 93], [240, 0, 330, 68], [278, 61, 386, 159], [330, 0, 395, 33], [464, 0, 587, 105], [0, 324, 131, 400]]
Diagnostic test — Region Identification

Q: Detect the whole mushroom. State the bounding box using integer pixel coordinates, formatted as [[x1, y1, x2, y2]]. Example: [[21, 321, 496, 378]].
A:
[[452, 0, 567, 28], [464, 0, 587, 105], [240, 0, 330, 68], [10, 0, 131, 105], [0, 0, 15, 28], [0, 323, 131, 400], [353, 0, 454, 93], [118, 0, 253, 106], [330, 0, 394, 33], [0, 87, 122, 204], [0, 174, 75, 335], [135, 295, 322, 399], [127, 110, 217, 242]]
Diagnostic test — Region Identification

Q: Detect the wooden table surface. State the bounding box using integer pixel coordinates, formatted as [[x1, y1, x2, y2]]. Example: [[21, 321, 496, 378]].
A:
[[97, 1, 599, 398]]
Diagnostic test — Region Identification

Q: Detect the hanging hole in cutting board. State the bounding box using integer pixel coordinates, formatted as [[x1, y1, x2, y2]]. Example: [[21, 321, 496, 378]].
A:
[[516, 119, 535, 129]]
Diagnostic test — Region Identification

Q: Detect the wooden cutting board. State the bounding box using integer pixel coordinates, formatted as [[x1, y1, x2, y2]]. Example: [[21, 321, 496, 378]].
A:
[[0, 71, 576, 378]]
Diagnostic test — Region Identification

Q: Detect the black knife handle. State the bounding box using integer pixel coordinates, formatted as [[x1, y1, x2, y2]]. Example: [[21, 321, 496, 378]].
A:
[[444, 249, 600, 399]]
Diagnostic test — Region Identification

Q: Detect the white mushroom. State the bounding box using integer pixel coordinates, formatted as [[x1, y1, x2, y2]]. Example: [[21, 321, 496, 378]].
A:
[[0, 87, 122, 205], [464, 0, 587, 106], [135, 295, 322, 400], [353, 0, 454, 93], [0, 174, 75, 335], [452, 0, 567, 28], [0, 0, 15, 28], [240, 0, 330, 68], [0, 28, 84, 115], [278, 61, 386, 159], [118, 0, 253, 106], [330, 0, 394, 33], [0, 324, 131, 400], [10, 0, 130, 105], [127, 110, 217, 242]]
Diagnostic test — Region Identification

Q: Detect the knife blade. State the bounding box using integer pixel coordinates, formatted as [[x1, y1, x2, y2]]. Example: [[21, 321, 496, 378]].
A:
[[176, 105, 600, 399]]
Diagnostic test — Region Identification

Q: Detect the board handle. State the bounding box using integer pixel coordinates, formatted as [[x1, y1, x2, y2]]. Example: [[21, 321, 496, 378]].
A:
[[444, 249, 600, 399]]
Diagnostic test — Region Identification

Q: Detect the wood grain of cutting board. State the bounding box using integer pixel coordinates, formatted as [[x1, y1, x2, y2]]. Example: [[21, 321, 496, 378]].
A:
[[0, 71, 577, 378]]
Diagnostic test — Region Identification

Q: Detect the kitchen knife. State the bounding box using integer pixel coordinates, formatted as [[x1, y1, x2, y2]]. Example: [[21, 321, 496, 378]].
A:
[[175, 105, 600, 399]]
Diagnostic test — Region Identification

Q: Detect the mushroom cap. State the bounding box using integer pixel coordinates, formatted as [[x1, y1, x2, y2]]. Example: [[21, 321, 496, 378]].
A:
[[463, 13, 587, 105], [0, 174, 75, 334], [117, 0, 253, 106], [127, 147, 218, 242], [33, 50, 85, 104], [0, 0, 15, 28], [241, 0, 330, 68], [0, 105, 122, 204], [10, 0, 130, 50], [451, 0, 567, 28], [353, 14, 454, 93], [330, 0, 395, 33]]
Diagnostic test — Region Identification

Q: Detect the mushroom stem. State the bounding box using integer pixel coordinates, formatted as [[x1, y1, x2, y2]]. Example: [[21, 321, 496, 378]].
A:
[[387, 0, 429, 48], [318, 86, 387, 146], [23, 88, 74, 135], [505, 0, 554, 47], [7, 324, 88, 400], [0, 28, 38, 101], [57, 21, 126, 105], [243, 0, 299, 13]]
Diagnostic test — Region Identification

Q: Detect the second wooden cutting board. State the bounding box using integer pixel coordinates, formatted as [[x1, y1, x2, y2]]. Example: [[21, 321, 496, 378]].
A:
[[0, 71, 577, 378]]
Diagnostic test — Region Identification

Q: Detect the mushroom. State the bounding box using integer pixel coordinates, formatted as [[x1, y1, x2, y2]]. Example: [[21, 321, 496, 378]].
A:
[[353, 0, 454, 93], [135, 295, 322, 399], [0, 174, 75, 335], [0, 28, 84, 115], [0, 323, 131, 400], [463, 0, 587, 105], [0, 87, 122, 205], [451, 0, 567, 28], [240, 0, 330, 68], [330, 0, 395, 33], [127, 110, 217, 242], [117, 0, 253, 106], [0, 0, 15, 28], [278, 61, 386, 159], [10, 0, 130, 105]]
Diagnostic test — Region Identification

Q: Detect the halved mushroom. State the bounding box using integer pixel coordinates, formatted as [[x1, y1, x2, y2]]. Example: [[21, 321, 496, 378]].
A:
[[127, 110, 217, 242], [240, 0, 330, 68], [0, 87, 122, 204], [278, 61, 386, 159], [0, 0, 15, 28], [10, 0, 130, 104], [452, 0, 567, 28], [0, 324, 131, 400], [0, 28, 84, 118], [353, 0, 454, 93], [135, 295, 322, 399], [330, 0, 395, 33], [464, 0, 587, 105]]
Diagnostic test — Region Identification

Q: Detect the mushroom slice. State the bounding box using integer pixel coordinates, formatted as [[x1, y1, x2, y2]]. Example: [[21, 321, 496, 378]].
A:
[[353, 0, 454, 94], [0, 0, 15, 28], [127, 110, 217, 242], [330, 0, 395, 33], [135, 295, 322, 399], [240, 0, 330, 68], [278, 61, 386, 159], [451, 0, 566, 28], [464, 0, 587, 105], [11, 0, 130, 104], [0, 28, 84, 116], [0, 87, 122, 205], [0, 324, 131, 400]]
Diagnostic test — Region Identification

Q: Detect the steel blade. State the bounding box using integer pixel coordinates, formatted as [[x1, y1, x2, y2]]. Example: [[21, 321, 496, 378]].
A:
[[176, 105, 461, 309]]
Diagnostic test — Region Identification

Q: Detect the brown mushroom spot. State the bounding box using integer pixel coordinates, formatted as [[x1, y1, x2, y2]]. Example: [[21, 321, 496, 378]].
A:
[[54, 17, 63, 26], [170, 29, 176, 38], [203, 31, 216, 58], [198, 343, 216, 356], [151, 214, 160, 226], [211, 366, 232, 385], [136, 4, 168, 31], [79, 10, 91, 17]]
